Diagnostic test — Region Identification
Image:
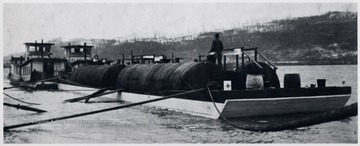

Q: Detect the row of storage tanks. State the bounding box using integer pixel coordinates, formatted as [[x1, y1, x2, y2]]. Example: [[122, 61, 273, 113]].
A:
[[69, 61, 282, 94]]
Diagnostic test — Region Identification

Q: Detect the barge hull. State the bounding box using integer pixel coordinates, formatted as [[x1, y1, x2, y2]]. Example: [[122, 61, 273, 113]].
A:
[[118, 87, 351, 119]]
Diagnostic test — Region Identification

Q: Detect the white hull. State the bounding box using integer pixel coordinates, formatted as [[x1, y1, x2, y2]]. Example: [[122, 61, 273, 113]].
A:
[[118, 92, 351, 119]]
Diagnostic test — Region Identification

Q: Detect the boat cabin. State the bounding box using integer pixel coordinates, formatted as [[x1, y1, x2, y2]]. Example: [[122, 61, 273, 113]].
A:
[[8, 40, 67, 82], [61, 43, 96, 69]]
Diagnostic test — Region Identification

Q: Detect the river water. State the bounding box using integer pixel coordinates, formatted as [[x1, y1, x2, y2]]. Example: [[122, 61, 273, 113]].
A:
[[276, 65, 357, 105], [2, 65, 358, 143]]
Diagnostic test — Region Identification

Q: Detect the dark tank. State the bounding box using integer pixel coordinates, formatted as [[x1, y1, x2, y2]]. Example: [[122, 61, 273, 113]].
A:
[[114, 61, 224, 94], [69, 64, 125, 88]]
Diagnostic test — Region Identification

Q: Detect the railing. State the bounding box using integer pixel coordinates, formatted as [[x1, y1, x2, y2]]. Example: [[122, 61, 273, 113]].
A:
[[242, 51, 263, 69], [222, 47, 278, 71], [257, 52, 277, 70]]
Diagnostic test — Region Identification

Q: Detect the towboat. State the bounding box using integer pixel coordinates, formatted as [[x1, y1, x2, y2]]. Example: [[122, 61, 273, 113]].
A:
[[68, 47, 351, 119], [7, 40, 69, 89]]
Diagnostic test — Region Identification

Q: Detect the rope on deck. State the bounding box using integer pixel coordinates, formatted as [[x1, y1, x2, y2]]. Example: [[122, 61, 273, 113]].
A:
[[3, 92, 41, 105]]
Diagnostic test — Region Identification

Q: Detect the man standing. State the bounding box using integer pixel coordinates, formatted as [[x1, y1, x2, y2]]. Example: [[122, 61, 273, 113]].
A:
[[209, 33, 224, 68]]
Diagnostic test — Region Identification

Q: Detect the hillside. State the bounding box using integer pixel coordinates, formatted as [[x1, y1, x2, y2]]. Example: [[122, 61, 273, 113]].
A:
[[90, 11, 358, 64], [5, 11, 357, 65]]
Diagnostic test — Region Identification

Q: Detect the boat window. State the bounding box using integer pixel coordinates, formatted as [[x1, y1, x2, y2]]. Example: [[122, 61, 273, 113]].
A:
[[71, 48, 75, 53], [80, 48, 84, 52], [45, 47, 51, 52], [29, 46, 35, 51], [75, 49, 80, 53]]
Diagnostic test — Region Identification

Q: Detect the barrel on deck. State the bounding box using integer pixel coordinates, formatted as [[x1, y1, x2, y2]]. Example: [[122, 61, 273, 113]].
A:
[[284, 74, 301, 88], [240, 62, 280, 89], [115, 62, 224, 93], [69, 64, 125, 88], [246, 74, 264, 90]]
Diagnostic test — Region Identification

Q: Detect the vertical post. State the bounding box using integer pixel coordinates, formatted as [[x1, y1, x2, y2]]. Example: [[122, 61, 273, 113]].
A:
[[241, 52, 244, 69], [40, 40, 44, 85], [241, 48, 245, 90], [171, 53, 174, 63], [131, 50, 134, 64], [41, 40, 44, 59], [25, 44, 29, 60], [198, 54, 201, 61], [35, 40, 38, 56], [122, 53, 125, 65], [236, 55, 239, 71], [68, 43, 71, 61], [223, 55, 227, 71], [84, 43, 87, 60], [255, 49, 258, 62], [153, 54, 155, 63]]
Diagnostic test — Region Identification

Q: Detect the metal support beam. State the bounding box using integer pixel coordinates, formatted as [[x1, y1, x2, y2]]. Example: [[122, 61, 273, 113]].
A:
[[255, 49, 258, 62], [84, 43, 87, 60], [223, 55, 227, 71], [131, 50, 134, 64], [241, 52, 244, 69], [236, 55, 239, 71]]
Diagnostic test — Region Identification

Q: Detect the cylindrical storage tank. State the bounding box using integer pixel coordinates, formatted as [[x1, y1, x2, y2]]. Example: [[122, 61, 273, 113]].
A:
[[69, 64, 125, 88], [246, 74, 264, 90], [284, 73, 301, 88], [115, 62, 224, 93]]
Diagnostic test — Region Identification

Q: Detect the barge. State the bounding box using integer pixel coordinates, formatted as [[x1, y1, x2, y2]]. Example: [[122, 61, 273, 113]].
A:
[[69, 47, 351, 118]]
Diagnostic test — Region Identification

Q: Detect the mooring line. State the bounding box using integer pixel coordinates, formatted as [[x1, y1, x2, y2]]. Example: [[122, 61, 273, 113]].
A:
[[64, 88, 122, 103], [3, 92, 41, 105], [58, 78, 101, 89], [4, 88, 206, 131], [4, 102, 47, 113], [4, 76, 61, 90], [58, 89, 100, 91], [206, 86, 251, 130]]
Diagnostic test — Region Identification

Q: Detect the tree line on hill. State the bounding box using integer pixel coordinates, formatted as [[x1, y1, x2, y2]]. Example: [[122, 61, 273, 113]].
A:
[[4, 11, 357, 66]]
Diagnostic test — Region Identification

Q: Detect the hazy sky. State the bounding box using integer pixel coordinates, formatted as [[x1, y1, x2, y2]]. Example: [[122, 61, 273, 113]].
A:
[[3, 2, 357, 56]]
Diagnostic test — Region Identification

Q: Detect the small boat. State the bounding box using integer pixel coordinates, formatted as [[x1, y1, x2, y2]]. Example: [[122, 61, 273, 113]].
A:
[[7, 40, 68, 89]]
